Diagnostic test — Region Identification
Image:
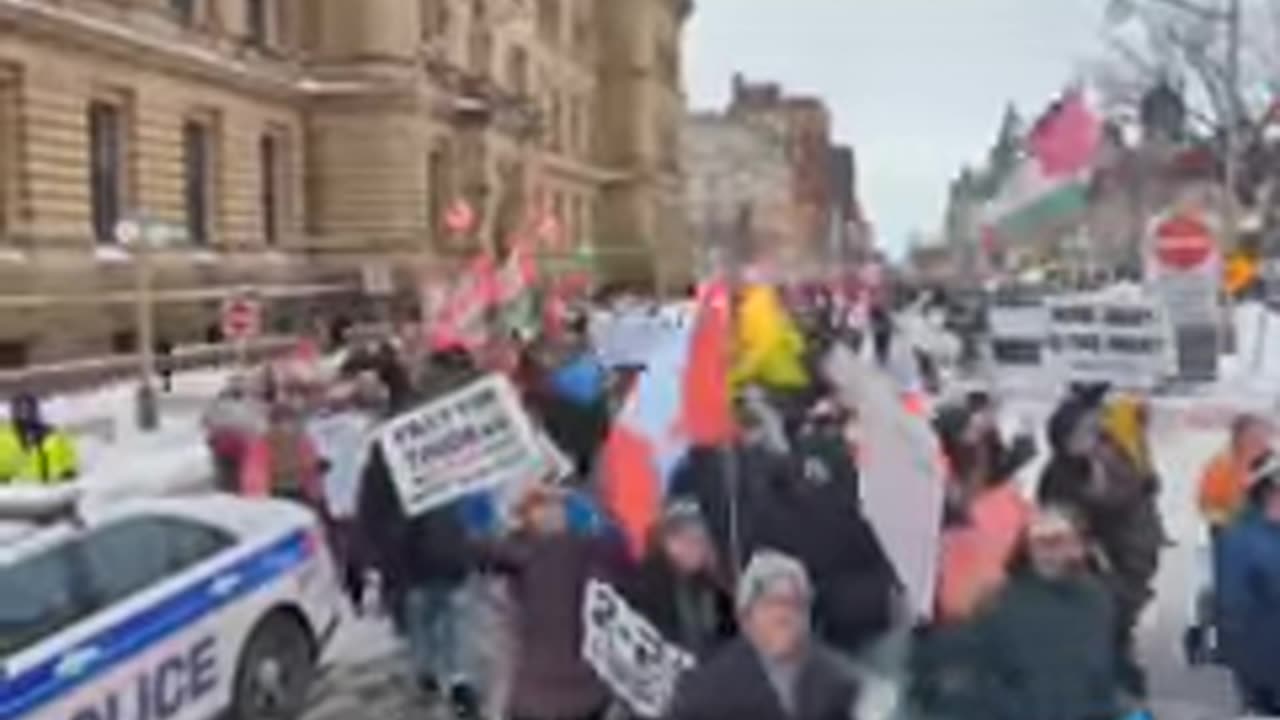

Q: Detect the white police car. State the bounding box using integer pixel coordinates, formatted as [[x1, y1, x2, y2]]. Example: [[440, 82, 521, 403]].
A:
[[0, 493, 343, 720]]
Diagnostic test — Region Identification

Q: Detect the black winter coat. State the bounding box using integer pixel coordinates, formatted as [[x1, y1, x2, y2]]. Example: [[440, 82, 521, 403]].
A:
[[667, 639, 858, 720], [625, 551, 736, 660], [668, 444, 786, 570], [355, 446, 472, 590], [752, 471, 897, 654]]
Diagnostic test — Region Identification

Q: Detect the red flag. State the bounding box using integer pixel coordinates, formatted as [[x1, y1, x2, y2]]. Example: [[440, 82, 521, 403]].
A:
[[429, 253, 496, 350], [600, 425, 664, 557], [681, 279, 736, 445], [1029, 90, 1100, 178]]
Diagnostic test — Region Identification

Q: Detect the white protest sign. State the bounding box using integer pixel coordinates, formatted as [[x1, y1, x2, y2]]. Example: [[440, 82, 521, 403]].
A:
[[824, 345, 945, 620], [1045, 292, 1172, 390], [582, 579, 695, 718], [377, 374, 547, 517], [590, 305, 692, 369], [989, 298, 1050, 373]]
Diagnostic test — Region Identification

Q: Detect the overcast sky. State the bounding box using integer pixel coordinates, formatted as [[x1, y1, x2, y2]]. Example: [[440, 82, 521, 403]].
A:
[[683, 0, 1107, 257]]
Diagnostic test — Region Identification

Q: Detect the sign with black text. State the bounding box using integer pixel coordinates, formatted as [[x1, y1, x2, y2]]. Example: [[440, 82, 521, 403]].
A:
[[1045, 294, 1172, 389], [582, 579, 695, 718], [377, 375, 546, 517]]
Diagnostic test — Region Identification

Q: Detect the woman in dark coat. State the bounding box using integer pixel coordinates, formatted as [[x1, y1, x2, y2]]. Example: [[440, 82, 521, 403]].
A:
[[626, 501, 736, 660], [1217, 468, 1280, 715], [965, 508, 1126, 720], [482, 485, 625, 720]]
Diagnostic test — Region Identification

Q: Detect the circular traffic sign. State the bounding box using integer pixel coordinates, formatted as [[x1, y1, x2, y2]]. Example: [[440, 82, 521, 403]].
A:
[[1155, 213, 1215, 271], [221, 296, 261, 340]]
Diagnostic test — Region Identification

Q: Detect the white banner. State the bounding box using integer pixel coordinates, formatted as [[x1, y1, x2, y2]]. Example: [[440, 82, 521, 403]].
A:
[[582, 579, 695, 718], [377, 375, 547, 517], [1046, 293, 1172, 389], [590, 305, 692, 368], [824, 345, 945, 620]]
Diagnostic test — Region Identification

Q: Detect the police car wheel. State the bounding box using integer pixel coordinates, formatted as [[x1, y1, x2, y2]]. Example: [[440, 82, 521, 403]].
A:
[[230, 613, 316, 720]]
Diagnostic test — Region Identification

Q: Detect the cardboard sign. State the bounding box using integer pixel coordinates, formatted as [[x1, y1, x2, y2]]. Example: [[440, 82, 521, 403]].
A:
[[1046, 294, 1171, 389], [582, 579, 695, 718], [377, 375, 546, 517]]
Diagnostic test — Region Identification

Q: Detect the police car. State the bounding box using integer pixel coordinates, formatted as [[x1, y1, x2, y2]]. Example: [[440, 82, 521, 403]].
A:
[[0, 492, 344, 720]]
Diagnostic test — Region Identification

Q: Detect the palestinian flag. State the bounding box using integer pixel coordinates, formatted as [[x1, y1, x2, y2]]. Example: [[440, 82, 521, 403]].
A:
[[981, 90, 1100, 243]]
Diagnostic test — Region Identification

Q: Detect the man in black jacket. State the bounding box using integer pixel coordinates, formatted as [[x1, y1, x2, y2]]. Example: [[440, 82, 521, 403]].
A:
[[356, 445, 478, 714]]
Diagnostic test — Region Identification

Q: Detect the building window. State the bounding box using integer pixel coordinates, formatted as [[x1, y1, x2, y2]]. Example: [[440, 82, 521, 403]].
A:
[[0, 340, 27, 369], [421, 0, 450, 40], [427, 147, 447, 241], [0, 68, 18, 238], [259, 132, 283, 246], [506, 45, 529, 96], [171, 0, 198, 25], [88, 101, 124, 245], [182, 119, 213, 246], [538, 0, 561, 46], [246, 0, 272, 47]]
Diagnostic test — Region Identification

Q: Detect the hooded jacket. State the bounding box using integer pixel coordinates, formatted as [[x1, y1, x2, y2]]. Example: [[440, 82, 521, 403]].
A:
[[625, 548, 736, 660], [1217, 506, 1280, 691], [751, 463, 897, 654]]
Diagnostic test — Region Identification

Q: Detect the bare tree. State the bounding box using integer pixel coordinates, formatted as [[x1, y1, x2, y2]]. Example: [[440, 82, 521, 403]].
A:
[[1091, 0, 1280, 135]]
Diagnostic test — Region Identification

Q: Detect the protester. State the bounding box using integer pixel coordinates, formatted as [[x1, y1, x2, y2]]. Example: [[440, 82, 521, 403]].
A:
[[626, 500, 736, 660], [751, 420, 897, 658], [0, 393, 78, 486], [667, 550, 858, 720], [480, 485, 622, 720], [357, 446, 480, 716], [934, 400, 1034, 624], [1200, 413, 1272, 533], [239, 402, 323, 507], [306, 373, 382, 607], [202, 374, 267, 491], [963, 507, 1126, 720], [1216, 460, 1280, 715], [870, 304, 892, 367], [538, 326, 610, 481], [1039, 387, 1162, 699]]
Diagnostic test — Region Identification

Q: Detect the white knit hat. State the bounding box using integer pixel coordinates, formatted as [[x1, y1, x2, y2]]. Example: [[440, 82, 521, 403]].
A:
[[736, 550, 813, 614]]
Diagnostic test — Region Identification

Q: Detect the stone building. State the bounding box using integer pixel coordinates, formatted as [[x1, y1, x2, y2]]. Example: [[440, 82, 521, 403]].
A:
[[0, 0, 691, 364], [725, 73, 836, 270], [682, 112, 793, 272]]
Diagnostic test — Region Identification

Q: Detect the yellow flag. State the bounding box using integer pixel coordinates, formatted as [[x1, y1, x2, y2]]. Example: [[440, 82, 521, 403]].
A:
[[732, 285, 810, 389]]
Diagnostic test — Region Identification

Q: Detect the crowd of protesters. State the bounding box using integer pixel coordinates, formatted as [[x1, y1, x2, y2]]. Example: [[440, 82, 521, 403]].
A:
[[164, 284, 1280, 720]]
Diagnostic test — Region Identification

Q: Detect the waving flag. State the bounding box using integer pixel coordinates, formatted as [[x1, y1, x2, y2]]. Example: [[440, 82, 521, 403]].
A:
[[681, 278, 735, 445], [981, 90, 1100, 244], [731, 284, 810, 390], [600, 321, 695, 557], [429, 253, 496, 350]]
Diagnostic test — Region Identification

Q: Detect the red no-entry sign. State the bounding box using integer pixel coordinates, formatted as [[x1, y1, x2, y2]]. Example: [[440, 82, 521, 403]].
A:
[[221, 294, 261, 341], [1155, 213, 1215, 271]]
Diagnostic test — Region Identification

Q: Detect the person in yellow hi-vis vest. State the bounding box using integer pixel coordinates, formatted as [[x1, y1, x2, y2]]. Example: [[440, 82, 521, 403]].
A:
[[0, 393, 78, 485]]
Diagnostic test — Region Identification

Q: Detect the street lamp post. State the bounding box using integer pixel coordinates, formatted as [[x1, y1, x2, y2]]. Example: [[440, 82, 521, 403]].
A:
[[118, 217, 182, 432]]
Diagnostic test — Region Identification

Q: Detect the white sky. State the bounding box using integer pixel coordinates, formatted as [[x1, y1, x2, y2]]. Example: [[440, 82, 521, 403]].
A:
[[683, 0, 1108, 256]]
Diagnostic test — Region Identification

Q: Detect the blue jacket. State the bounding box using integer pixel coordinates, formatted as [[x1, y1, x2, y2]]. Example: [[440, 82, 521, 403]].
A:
[[1217, 510, 1280, 689]]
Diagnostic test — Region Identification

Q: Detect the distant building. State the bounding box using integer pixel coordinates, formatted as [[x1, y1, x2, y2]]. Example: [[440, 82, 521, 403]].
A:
[[726, 74, 838, 270], [0, 0, 691, 362], [682, 113, 793, 271]]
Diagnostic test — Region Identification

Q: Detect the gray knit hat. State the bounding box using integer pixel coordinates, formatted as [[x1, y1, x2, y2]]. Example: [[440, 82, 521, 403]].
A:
[[736, 550, 813, 614]]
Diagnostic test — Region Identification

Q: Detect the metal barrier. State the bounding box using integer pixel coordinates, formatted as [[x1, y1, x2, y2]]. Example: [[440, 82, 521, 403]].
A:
[[0, 336, 300, 397]]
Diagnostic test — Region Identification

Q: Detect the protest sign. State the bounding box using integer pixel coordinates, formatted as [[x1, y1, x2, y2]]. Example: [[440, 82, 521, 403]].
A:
[[590, 305, 692, 368], [582, 579, 695, 718], [1045, 293, 1171, 390], [377, 374, 547, 517], [989, 296, 1050, 372], [824, 345, 945, 620]]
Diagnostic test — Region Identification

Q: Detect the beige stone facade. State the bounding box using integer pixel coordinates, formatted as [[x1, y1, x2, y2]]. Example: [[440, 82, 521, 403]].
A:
[[0, 0, 690, 364]]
